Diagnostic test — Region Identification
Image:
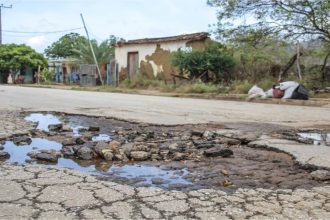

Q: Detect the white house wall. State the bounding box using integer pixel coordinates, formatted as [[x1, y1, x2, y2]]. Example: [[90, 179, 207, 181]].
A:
[[115, 40, 189, 77]]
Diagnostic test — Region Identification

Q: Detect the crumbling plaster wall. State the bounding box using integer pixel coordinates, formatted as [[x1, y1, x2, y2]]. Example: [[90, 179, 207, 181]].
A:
[[115, 41, 189, 80]]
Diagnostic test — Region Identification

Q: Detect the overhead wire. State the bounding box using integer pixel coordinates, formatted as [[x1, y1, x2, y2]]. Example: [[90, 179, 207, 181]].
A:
[[3, 27, 84, 35]]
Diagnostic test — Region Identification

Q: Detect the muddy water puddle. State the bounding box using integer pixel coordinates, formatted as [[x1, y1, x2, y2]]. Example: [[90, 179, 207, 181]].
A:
[[1, 112, 328, 191], [298, 132, 330, 145], [4, 138, 62, 163], [2, 133, 192, 189], [92, 134, 112, 142], [25, 113, 62, 132]]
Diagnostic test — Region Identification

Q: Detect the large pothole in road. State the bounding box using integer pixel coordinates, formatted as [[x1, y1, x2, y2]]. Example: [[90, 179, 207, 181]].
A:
[[0, 112, 328, 191]]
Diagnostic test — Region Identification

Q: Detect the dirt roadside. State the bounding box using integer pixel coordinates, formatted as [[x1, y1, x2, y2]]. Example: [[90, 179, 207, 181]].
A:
[[19, 84, 330, 107]]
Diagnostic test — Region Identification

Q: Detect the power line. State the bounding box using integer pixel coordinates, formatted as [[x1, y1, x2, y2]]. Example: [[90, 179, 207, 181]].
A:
[[3, 27, 83, 34], [0, 3, 12, 44]]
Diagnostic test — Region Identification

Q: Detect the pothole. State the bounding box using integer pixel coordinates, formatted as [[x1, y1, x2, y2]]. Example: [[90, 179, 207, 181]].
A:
[[102, 164, 191, 188], [0, 112, 328, 191], [4, 138, 62, 163], [25, 113, 63, 132], [297, 132, 330, 145]]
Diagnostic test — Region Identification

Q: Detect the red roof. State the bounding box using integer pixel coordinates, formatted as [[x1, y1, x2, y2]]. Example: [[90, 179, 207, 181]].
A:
[[116, 32, 209, 47]]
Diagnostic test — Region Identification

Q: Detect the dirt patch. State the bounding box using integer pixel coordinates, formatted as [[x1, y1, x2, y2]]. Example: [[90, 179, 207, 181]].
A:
[[146, 45, 174, 80]]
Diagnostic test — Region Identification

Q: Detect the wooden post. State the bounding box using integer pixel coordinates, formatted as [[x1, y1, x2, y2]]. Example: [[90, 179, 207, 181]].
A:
[[37, 65, 40, 84]]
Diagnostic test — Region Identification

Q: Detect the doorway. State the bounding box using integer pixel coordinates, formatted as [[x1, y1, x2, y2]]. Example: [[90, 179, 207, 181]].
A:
[[127, 52, 139, 79]]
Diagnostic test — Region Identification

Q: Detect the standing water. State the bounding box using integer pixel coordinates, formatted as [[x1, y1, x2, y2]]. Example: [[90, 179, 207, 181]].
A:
[[4, 138, 62, 163], [298, 132, 330, 145], [25, 113, 62, 132]]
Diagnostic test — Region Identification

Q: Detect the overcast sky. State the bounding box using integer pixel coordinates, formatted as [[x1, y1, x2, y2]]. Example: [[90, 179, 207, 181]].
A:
[[1, 0, 218, 53]]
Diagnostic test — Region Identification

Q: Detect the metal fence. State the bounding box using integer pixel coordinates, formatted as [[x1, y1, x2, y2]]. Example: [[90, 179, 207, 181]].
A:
[[80, 64, 97, 86], [107, 60, 119, 86]]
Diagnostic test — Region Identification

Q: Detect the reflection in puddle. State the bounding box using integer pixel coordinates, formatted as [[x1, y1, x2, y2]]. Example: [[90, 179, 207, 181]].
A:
[[25, 113, 88, 137], [92, 134, 112, 142], [3, 136, 191, 188], [57, 158, 97, 173], [4, 138, 62, 163], [106, 164, 191, 186], [70, 125, 86, 137], [54, 160, 191, 186], [15, 113, 192, 188], [25, 113, 62, 132], [298, 132, 330, 145]]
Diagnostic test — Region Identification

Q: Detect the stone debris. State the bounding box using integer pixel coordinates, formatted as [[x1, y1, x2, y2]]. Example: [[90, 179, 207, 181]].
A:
[[13, 136, 32, 146], [88, 126, 100, 132], [48, 123, 63, 131], [311, 170, 330, 181], [76, 146, 94, 160], [203, 147, 234, 158], [34, 152, 58, 163], [0, 151, 10, 159]]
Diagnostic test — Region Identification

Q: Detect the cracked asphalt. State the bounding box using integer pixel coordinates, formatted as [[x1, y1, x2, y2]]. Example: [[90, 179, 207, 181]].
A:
[[1, 163, 330, 220], [1, 86, 330, 219], [1, 111, 330, 219]]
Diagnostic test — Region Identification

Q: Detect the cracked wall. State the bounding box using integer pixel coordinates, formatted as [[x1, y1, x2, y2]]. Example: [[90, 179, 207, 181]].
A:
[[115, 39, 210, 81]]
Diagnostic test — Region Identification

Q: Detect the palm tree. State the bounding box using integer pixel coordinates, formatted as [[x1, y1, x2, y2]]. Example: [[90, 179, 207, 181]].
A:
[[72, 36, 124, 85], [73, 39, 114, 65]]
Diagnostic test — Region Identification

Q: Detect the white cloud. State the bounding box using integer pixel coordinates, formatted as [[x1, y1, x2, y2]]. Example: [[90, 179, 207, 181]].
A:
[[4, 0, 218, 52], [25, 36, 47, 49]]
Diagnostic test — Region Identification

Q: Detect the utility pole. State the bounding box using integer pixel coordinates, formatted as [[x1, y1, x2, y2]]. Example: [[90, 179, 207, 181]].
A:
[[80, 13, 104, 85], [0, 4, 12, 44]]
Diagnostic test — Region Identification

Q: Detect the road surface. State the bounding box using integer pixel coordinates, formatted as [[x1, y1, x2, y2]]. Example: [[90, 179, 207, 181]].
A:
[[1, 86, 330, 219], [1, 85, 329, 127]]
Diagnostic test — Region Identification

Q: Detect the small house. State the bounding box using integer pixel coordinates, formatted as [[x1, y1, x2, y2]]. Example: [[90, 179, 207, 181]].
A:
[[0, 66, 38, 84], [48, 59, 79, 84], [114, 32, 210, 81]]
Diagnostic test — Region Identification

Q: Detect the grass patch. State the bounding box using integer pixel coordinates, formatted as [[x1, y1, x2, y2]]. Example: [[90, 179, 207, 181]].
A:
[[175, 83, 226, 93], [229, 80, 253, 94]]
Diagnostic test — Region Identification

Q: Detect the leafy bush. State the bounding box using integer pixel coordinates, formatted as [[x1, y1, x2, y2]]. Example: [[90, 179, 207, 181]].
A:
[[172, 42, 236, 82], [0, 44, 47, 73], [40, 69, 55, 83]]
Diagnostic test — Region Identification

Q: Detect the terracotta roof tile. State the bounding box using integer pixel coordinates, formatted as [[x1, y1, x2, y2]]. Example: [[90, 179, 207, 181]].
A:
[[116, 32, 209, 47]]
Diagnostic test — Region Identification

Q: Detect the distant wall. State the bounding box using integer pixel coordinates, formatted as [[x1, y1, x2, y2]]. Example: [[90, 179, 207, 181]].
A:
[[115, 39, 209, 81]]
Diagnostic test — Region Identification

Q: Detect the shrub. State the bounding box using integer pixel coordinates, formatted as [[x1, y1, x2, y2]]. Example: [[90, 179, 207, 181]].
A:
[[119, 73, 163, 89], [175, 82, 226, 93], [172, 42, 236, 82], [190, 83, 222, 93], [258, 77, 277, 90], [40, 69, 55, 83]]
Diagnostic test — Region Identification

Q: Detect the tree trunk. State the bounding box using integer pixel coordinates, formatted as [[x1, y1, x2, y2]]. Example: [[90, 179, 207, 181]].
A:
[[321, 50, 330, 87], [296, 43, 302, 81], [278, 52, 303, 82]]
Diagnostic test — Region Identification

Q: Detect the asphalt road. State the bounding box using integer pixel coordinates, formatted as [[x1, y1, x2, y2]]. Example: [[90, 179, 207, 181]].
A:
[[1, 85, 329, 127]]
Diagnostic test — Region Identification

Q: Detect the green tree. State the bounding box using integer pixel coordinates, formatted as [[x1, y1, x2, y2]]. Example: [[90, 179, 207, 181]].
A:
[[44, 33, 87, 59], [172, 42, 236, 82], [0, 44, 47, 74], [227, 28, 290, 81], [207, 0, 330, 43], [73, 35, 124, 64]]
